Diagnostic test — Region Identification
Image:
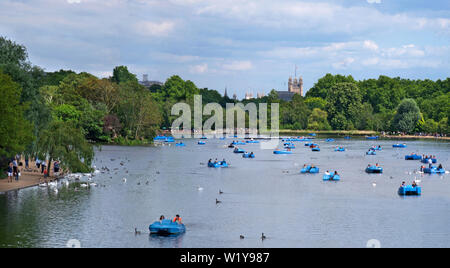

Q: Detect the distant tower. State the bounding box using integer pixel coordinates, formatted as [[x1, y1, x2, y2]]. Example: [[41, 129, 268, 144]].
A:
[[224, 87, 228, 98], [143, 74, 149, 82], [288, 71, 303, 96], [233, 93, 237, 100]]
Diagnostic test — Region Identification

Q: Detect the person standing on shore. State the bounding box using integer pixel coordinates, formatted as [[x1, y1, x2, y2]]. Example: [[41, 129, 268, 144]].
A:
[[41, 161, 46, 174], [15, 166, 20, 181], [36, 158, 41, 171], [7, 162, 14, 183], [54, 161, 60, 177], [25, 154, 29, 169], [12, 159, 18, 181]]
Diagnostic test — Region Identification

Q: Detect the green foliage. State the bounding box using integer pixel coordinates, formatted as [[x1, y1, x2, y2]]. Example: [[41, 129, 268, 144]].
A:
[[111, 66, 138, 84], [305, 97, 327, 111], [37, 121, 94, 173], [0, 36, 50, 145], [326, 82, 363, 130], [392, 99, 421, 133], [308, 108, 331, 130], [0, 72, 34, 160], [41, 70, 76, 86], [116, 81, 162, 140], [306, 73, 356, 99], [281, 94, 309, 130], [422, 118, 439, 133]]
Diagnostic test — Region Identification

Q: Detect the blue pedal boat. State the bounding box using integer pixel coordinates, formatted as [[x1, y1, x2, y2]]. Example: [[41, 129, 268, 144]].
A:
[[208, 161, 228, 168], [366, 166, 383, 173], [393, 144, 407, 148], [398, 185, 421, 196], [405, 154, 422, 160], [232, 141, 246, 145], [274, 150, 292, 155], [149, 219, 186, 235], [242, 153, 255, 159], [334, 148, 345, 152], [198, 141, 206, 145], [421, 158, 437, 164], [234, 148, 245, 154], [301, 166, 320, 174], [175, 143, 186, 147], [311, 147, 321, 152], [423, 167, 445, 174], [366, 151, 377, 155], [323, 174, 340, 181]]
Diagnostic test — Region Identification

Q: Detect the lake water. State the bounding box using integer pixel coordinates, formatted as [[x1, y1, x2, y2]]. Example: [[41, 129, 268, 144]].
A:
[[1, 137, 450, 248]]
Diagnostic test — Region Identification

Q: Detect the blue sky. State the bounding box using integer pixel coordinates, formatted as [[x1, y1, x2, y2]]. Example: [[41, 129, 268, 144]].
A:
[[1, 0, 449, 98]]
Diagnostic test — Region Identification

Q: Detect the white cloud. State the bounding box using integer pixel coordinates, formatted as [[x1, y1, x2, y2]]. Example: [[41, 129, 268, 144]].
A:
[[363, 40, 379, 51], [367, 0, 381, 4], [190, 63, 208, 74], [332, 57, 355, 69], [67, 0, 82, 4], [222, 61, 253, 71], [134, 21, 175, 37], [383, 44, 425, 58]]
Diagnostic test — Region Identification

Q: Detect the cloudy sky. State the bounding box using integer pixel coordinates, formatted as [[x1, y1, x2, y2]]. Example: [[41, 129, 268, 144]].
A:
[[1, 0, 449, 97]]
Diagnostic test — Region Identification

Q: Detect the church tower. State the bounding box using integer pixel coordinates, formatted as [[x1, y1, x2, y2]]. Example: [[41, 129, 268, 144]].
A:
[[288, 74, 303, 96]]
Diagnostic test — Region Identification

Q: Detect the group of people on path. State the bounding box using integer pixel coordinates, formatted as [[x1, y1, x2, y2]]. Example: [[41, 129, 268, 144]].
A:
[[4, 154, 62, 184]]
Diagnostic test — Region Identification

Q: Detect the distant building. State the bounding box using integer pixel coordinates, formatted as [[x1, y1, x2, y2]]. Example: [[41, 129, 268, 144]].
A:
[[139, 74, 163, 89], [257, 92, 266, 99], [224, 87, 229, 98], [288, 76, 303, 96], [233, 93, 237, 100], [245, 92, 254, 100], [276, 75, 304, 101]]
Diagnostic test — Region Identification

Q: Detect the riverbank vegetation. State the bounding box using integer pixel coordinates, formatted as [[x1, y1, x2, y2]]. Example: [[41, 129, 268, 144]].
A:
[[0, 36, 449, 174]]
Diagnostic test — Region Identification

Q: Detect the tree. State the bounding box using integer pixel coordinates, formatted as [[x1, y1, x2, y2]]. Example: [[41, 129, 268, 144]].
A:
[[422, 118, 438, 134], [111, 66, 138, 84], [103, 114, 122, 140], [41, 69, 76, 86], [326, 82, 363, 130], [355, 103, 376, 130], [306, 74, 356, 100], [0, 36, 50, 149], [304, 97, 327, 111], [77, 77, 119, 114], [308, 108, 331, 130], [0, 72, 34, 170], [281, 94, 309, 130], [116, 82, 161, 140], [392, 99, 421, 133], [438, 117, 449, 135], [37, 121, 94, 173]]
